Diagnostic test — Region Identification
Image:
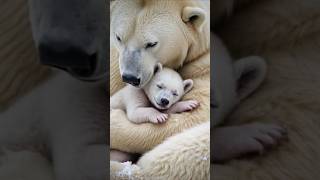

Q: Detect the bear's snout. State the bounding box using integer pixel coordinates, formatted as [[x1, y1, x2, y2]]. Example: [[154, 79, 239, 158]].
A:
[[38, 36, 98, 79], [122, 73, 141, 86]]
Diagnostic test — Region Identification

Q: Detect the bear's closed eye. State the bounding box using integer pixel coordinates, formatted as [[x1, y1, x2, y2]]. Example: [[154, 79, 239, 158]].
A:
[[145, 42, 158, 49]]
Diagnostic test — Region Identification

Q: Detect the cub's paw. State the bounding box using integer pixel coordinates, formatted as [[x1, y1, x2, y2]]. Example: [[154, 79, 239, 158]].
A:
[[212, 123, 287, 162], [148, 112, 168, 124], [181, 100, 200, 111], [168, 100, 200, 113]]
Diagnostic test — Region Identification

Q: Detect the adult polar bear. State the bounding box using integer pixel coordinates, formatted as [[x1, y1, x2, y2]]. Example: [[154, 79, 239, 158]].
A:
[[110, 0, 210, 153], [110, 1, 210, 178]]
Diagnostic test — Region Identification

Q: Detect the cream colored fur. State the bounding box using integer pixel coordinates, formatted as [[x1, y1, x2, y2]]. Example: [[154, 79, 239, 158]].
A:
[[0, 0, 50, 111], [111, 66, 197, 124], [110, 0, 210, 153], [2, 0, 320, 180], [0, 1, 53, 179], [0, 1, 209, 179], [212, 0, 320, 179], [109, 0, 210, 179], [111, 122, 210, 180]]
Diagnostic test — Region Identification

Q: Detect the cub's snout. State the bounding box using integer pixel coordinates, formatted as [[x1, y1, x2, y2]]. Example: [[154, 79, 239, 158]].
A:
[[160, 98, 169, 106], [155, 97, 170, 109]]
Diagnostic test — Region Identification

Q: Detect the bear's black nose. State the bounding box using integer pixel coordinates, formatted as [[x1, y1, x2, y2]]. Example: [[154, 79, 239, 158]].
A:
[[38, 38, 97, 78], [161, 98, 169, 106], [122, 74, 140, 86]]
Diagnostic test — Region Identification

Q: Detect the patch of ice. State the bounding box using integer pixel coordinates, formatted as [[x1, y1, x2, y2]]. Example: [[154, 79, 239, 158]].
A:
[[116, 161, 134, 179], [200, 156, 208, 161]]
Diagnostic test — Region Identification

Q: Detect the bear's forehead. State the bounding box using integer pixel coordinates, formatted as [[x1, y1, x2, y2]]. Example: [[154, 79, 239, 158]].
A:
[[112, 1, 182, 26], [113, 9, 180, 42]]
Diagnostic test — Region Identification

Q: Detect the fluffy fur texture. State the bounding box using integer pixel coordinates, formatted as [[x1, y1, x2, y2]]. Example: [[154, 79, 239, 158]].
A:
[[110, 0, 210, 153], [212, 0, 320, 179], [111, 122, 210, 180], [0, 150, 54, 180], [2, 0, 320, 180], [111, 65, 197, 124], [110, 0, 210, 179], [211, 33, 268, 126], [211, 33, 287, 162], [0, 0, 209, 180], [0, 1, 53, 179], [0, 0, 50, 111]]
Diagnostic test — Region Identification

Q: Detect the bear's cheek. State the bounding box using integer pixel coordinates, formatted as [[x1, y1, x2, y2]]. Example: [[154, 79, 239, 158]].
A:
[[157, 40, 188, 68]]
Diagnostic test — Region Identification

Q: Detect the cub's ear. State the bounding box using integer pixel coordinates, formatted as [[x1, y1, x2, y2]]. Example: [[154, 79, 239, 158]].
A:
[[183, 79, 194, 94], [182, 7, 206, 31], [154, 63, 163, 74], [234, 56, 267, 101]]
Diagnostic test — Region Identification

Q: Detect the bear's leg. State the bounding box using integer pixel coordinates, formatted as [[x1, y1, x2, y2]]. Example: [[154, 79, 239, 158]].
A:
[[212, 123, 287, 162], [127, 107, 168, 124], [165, 100, 200, 114]]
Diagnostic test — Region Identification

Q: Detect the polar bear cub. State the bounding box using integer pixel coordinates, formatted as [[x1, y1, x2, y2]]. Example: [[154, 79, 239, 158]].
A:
[[211, 33, 287, 162], [111, 63, 199, 124]]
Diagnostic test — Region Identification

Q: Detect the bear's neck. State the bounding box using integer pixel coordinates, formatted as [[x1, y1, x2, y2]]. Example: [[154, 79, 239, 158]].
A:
[[185, 28, 210, 64]]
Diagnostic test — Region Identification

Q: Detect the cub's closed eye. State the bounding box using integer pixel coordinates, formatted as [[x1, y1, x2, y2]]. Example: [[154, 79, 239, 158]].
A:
[[172, 92, 178, 96], [157, 84, 162, 89], [145, 42, 158, 49], [116, 35, 121, 42]]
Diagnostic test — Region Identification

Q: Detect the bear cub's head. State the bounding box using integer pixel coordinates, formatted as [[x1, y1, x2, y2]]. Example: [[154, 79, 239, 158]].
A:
[[143, 63, 193, 110]]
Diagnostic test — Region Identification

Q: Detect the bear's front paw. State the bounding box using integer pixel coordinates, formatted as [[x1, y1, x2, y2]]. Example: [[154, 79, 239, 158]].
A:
[[148, 112, 168, 124]]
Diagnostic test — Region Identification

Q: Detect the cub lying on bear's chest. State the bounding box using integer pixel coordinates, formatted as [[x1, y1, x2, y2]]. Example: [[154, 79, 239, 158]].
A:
[[111, 63, 199, 124]]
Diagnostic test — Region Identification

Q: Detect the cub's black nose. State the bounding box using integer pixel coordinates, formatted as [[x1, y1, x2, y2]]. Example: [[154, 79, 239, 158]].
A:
[[122, 74, 140, 86], [160, 98, 169, 106], [38, 38, 97, 78]]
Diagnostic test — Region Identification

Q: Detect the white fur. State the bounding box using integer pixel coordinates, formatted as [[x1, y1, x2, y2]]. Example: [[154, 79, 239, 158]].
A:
[[211, 33, 268, 126], [111, 0, 210, 87], [111, 122, 210, 180], [111, 67, 197, 124], [211, 33, 288, 162], [0, 71, 107, 180], [211, 33, 239, 126], [137, 122, 210, 180], [110, 0, 210, 178]]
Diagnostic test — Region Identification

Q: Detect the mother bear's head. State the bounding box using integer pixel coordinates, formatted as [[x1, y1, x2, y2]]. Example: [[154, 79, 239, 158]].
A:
[[29, 0, 108, 81], [111, 0, 209, 87]]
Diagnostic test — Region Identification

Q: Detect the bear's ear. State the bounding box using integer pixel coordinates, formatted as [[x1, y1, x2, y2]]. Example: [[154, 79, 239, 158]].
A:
[[183, 79, 194, 94], [182, 7, 206, 31], [234, 56, 267, 101], [154, 62, 163, 74]]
